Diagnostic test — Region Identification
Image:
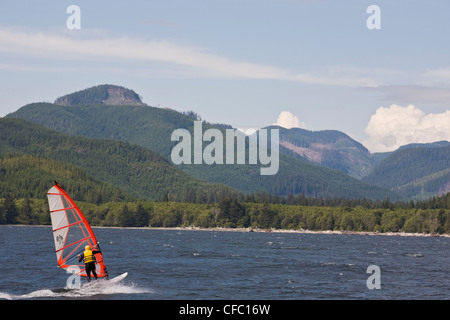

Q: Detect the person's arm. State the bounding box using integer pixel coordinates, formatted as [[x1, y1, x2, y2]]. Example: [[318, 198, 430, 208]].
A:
[[92, 244, 102, 255], [78, 253, 84, 262]]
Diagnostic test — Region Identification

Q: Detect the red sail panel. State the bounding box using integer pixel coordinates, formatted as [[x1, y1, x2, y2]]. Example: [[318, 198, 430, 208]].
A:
[[47, 183, 108, 278]]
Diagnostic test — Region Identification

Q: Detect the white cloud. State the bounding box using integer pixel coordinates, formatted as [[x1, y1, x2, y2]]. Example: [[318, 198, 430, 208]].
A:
[[274, 111, 306, 129], [364, 104, 450, 153], [236, 127, 258, 135], [423, 67, 450, 86], [0, 27, 289, 80], [236, 111, 305, 134], [0, 27, 384, 87], [0, 63, 73, 73], [371, 85, 450, 105]]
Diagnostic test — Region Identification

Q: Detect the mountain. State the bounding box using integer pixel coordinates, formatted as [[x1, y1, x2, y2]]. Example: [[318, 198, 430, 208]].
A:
[[397, 141, 450, 150], [275, 126, 376, 179], [371, 141, 450, 163], [7, 85, 399, 200], [363, 145, 450, 200], [55, 84, 145, 106], [0, 117, 239, 202]]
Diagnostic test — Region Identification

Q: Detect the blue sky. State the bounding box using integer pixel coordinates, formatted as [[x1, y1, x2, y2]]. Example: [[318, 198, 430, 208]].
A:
[[0, 0, 449, 152]]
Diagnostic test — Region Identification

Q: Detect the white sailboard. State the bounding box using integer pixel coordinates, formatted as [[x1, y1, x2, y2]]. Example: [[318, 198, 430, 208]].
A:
[[108, 272, 128, 284]]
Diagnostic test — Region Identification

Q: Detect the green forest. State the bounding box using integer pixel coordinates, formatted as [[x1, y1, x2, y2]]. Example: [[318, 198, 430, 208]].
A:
[[1, 192, 449, 235], [0, 118, 241, 202], [2, 89, 450, 235], [363, 145, 450, 199]]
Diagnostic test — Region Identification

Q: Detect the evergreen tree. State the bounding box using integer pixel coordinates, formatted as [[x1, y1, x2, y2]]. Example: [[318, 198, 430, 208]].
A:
[[18, 198, 33, 224], [117, 204, 133, 227], [134, 203, 149, 227], [257, 202, 277, 229], [218, 197, 247, 227], [3, 193, 18, 224], [0, 202, 4, 224]]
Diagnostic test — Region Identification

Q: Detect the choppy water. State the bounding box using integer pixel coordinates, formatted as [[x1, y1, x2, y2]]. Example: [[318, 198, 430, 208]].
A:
[[1, 225, 450, 300]]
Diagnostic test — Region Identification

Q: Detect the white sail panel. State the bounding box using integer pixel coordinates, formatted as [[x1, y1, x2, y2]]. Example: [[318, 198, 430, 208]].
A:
[[48, 192, 65, 213], [50, 208, 68, 231]]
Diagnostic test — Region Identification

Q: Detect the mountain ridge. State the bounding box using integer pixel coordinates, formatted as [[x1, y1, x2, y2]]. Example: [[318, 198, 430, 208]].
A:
[[7, 84, 448, 201], [363, 145, 450, 200], [7, 102, 397, 200], [270, 126, 376, 179]]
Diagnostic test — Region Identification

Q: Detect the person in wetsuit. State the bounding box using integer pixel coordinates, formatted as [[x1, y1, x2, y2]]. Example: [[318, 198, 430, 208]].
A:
[[78, 245, 101, 282]]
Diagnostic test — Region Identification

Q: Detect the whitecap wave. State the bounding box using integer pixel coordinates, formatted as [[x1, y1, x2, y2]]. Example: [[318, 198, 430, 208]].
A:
[[0, 282, 152, 300], [405, 253, 424, 258], [0, 289, 59, 300]]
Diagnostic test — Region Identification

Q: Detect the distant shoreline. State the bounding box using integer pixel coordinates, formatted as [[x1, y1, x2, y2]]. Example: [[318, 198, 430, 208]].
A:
[[6, 224, 450, 238], [163, 226, 450, 238]]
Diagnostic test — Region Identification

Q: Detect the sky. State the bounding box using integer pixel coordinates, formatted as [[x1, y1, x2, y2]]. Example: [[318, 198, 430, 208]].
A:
[[0, 0, 449, 152]]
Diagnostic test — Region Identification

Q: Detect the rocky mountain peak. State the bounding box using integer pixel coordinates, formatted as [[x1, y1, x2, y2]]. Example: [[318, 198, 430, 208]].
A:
[[55, 84, 145, 106]]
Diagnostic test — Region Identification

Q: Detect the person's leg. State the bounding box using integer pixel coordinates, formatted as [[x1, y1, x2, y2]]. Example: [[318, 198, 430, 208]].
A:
[[86, 264, 92, 282], [92, 267, 98, 280]]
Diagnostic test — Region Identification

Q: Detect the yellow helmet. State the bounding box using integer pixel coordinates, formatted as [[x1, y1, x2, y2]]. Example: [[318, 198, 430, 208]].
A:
[[85, 245, 91, 250]]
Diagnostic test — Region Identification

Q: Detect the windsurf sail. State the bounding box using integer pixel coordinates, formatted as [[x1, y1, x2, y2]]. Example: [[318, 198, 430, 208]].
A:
[[47, 182, 108, 279]]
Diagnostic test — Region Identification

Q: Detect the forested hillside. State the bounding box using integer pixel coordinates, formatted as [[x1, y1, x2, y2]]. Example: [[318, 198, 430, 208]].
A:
[[0, 118, 239, 202], [0, 154, 133, 203], [276, 126, 376, 179], [364, 146, 450, 199]]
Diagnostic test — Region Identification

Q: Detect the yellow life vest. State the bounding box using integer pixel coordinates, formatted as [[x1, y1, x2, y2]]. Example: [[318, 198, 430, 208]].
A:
[[83, 249, 96, 264]]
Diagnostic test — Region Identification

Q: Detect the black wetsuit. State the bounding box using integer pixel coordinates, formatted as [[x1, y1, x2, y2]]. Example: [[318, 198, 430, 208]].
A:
[[78, 249, 101, 281]]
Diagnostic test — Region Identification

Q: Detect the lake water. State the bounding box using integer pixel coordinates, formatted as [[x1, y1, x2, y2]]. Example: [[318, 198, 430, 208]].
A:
[[1, 225, 450, 300]]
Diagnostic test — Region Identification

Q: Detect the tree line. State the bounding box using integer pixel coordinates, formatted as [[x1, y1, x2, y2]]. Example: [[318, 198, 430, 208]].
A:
[[1, 192, 450, 234], [0, 194, 49, 225]]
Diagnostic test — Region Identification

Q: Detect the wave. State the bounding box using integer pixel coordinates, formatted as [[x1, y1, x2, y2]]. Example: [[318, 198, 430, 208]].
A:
[[0, 281, 152, 300], [405, 252, 424, 258]]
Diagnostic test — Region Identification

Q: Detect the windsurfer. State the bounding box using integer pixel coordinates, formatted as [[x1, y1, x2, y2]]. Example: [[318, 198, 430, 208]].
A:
[[78, 245, 101, 282]]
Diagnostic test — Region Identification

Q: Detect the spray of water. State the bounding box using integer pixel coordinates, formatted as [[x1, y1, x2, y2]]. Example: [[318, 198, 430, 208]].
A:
[[0, 280, 152, 300]]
